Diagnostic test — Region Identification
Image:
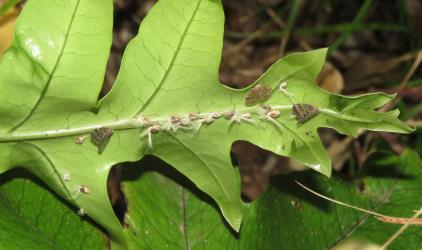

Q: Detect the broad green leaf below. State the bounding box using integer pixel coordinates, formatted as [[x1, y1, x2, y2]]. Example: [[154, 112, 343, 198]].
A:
[[240, 149, 422, 249], [0, 0, 413, 248], [0, 169, 108, 250], [122, 149, 422, 249], [122, 157, 240, 250]]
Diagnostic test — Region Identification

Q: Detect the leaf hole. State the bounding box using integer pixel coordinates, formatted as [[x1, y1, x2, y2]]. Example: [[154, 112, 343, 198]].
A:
[[219, 2, 280, 89], [231, 141, 296, 203], [107, 164, 127, 225], [101, 1, 155, 98]]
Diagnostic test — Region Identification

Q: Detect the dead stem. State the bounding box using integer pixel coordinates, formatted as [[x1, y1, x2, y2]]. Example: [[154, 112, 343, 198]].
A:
[[295, 181, 422, 226], [381, 208, 422, 249]]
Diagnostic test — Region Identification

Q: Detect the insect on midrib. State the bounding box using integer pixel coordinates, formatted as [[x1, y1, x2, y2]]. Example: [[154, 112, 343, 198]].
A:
[[278, 81, 320, 125], [90, 127, 114, 153], [292, 103, 320, 124]]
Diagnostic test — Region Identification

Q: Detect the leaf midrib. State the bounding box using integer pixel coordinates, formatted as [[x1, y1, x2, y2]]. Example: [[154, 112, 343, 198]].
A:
[[0, 105, 292, 142], [0, 103, 389, 143], [9, 0, 82, 132], [19, 142, 74, 199], [320, 109, 387, 123]]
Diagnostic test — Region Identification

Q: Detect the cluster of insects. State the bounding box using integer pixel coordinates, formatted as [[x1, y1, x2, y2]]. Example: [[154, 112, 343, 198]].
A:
[[72, 81, 320, 154], [138, 110, 257, 148], [245, 81, 320, 125], [66, 80, 322, 218]]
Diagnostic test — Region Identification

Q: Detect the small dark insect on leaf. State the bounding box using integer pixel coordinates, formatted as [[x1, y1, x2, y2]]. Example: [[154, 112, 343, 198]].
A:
[[245, 83, 273, 106], [91, 127, 114, 153], [292, 104, 319, 124]]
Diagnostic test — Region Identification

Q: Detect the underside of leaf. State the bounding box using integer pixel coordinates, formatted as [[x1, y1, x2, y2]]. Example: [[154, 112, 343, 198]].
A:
[[0, 0, 413, 248]]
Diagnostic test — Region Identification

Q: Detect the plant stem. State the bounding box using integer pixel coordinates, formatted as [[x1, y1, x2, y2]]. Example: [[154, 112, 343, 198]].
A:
[[225, 22, 408, 39], [279, 0, 302, 56], [0, 119, 139, 142], [381, 207, 422, 249], [329, 0, 374, 53], [0, 105, 294, 142]]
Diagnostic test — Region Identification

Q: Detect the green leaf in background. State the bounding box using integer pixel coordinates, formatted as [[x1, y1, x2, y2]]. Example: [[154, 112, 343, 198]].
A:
[[122, 149, 422, 249], [122, 157, 239, 250], [0, 169, 107, 250], [0, 0, 413, 248], [240, 149, 422, 249], [0, 0, 20, 16]]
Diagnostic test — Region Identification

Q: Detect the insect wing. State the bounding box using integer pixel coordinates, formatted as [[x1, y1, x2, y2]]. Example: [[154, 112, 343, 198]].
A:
[[245, 84, 272, 106], [91, 127, 114, 153], [292, 104, 319, 124]]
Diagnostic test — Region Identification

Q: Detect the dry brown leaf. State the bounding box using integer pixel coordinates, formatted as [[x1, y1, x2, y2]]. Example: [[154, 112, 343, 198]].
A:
[[317, 61, 344, 94], [0, 9, 18, 56], [328, 137, 353, 171]]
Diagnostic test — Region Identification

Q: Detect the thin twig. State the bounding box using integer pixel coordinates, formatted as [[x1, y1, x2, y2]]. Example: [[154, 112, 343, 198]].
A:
[[223, 23, 272, 57], [329, 0, 374, 52], [225, 22, 408, 40], [266, 8, 285, 29], [381, 208, 422, 249], [397, 50, 422, 91], [380, 50, 422, 112], [295, 181, 422, 225], [406, 119, 422, 128], [279, 0, 302, 57]]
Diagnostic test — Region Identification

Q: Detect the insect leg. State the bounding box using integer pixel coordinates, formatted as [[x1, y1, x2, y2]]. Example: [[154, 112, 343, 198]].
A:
[[279, 81, 296, 104]]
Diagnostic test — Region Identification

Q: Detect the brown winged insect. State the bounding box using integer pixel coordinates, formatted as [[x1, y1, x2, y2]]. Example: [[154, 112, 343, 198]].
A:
[[279, 82, 320, 124], [292, 103, 319, 124], [245, 83, 273, 106], [91, 127, 114, 153]]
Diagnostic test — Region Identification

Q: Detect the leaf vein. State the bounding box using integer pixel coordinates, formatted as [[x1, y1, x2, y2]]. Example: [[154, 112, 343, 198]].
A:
[[135, 0, 202, 115], [9, 0, 82, 132]]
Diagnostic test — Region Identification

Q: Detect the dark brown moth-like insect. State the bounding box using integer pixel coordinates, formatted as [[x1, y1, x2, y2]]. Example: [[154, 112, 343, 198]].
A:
[[292, 103, 320, 124], [91, 127, 114, 153], [245, 83, 273, 106]]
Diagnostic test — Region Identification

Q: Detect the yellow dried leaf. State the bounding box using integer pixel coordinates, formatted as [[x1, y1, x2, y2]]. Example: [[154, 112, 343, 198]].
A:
[[0, 9, 18, 57]]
